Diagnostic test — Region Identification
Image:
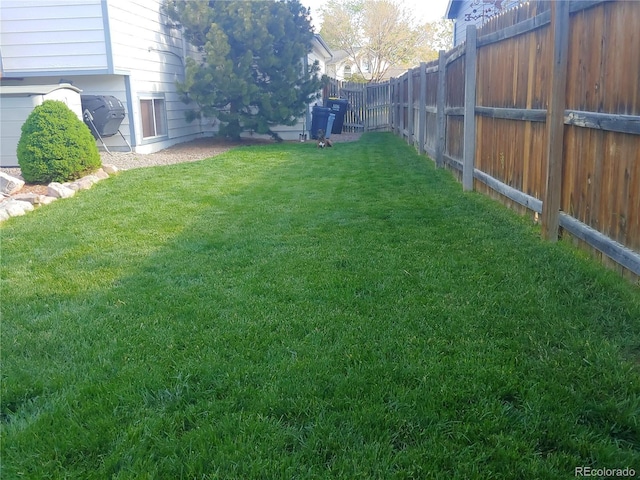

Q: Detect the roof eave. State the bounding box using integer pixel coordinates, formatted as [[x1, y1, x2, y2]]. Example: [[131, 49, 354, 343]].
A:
[[445, 0, 462, 19]]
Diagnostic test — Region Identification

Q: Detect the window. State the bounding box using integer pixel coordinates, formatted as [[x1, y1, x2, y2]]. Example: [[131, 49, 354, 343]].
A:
[[343, 65, 352, 78], [140, 97, 167, 139]]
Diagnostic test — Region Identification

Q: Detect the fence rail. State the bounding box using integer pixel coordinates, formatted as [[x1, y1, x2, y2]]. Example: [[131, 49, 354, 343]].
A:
[[385, 0, 639, 280]]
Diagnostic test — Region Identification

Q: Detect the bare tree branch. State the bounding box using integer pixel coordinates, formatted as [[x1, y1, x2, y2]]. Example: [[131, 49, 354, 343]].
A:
[[319, 0, 452, 82]]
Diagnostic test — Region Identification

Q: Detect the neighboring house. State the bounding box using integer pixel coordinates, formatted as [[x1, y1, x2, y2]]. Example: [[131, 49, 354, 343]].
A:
[[298, 34, 333, 140], [0, 1, 333, 166], [308, 35, 333, 80], [446, 0, 522, 45], [326, 47, 393, 82], [326, 49, 358, 81], [327, 47, 405, 83]]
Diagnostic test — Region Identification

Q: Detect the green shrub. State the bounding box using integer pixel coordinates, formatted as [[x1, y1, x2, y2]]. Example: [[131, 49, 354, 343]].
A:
[[17, 100, 101, 183]]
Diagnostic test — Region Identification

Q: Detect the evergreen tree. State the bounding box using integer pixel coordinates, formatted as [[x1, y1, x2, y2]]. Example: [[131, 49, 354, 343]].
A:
[[166, 0, 323, 140]]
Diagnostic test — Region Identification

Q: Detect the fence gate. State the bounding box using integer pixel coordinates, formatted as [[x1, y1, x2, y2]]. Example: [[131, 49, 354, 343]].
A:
[[324, 79, 390, 133]]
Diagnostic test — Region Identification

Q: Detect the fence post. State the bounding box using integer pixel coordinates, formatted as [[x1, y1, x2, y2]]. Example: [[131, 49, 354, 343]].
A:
[[389, 79, 393, 132], [400, 74, 406, 140], [408, 67, 414, 146], [393, 78, 400, 135], [541, 1, 570, 242], [390, 78, 394, 134], [463, 25, 477, 191], [436, 50, 446, 168], [419, 62, 427, 155], [396, 77, 402, 137]]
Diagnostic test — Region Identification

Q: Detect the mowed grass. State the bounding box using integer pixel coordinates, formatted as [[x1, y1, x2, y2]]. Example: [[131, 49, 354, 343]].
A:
[[1, 133, 639, 479]]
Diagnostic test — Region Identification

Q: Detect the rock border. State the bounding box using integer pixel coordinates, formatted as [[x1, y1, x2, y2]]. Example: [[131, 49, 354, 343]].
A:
[[0, 164, 119, 222]]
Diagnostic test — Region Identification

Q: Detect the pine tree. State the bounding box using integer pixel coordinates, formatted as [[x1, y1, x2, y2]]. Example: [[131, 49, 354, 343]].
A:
[[166, 0, 323, 140]]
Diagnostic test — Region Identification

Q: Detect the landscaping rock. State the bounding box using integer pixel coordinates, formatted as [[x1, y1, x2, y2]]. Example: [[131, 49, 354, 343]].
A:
[[102, 164, 119, 175], [66, 174, 101, 191], [94, 168, 110, 180], [48, 182, 76, 199], [0, 162, 118, 222], [40, 196, 58, 205], [2, 199, 34, 217], [12, 193, 45, 205], [0, 172, 25, 195], [86, 174, 100, 184]]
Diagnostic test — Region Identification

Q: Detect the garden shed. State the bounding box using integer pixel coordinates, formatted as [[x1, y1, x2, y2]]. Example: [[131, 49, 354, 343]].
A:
[[0, 83, 82, 167]]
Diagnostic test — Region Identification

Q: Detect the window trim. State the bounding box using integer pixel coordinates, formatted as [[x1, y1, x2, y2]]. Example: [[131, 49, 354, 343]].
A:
[[138, 94, 168, 143]]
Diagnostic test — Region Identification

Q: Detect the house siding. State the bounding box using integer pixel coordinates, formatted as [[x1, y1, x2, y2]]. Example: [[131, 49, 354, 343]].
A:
[[0, 0, 108, 75], [0, 97, 39, 167], [449, 0, 521, 45], [107, 0, 210, 152]]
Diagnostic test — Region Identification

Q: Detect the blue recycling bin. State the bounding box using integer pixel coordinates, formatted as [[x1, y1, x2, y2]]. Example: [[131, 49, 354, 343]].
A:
[[325, 113, 336, 139], [310, 106, 330, 139]]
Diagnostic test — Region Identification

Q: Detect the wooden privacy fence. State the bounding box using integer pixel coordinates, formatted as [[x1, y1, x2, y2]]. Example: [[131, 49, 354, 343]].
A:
[[324, 79, 390, 132], [389, 0, 640, 280]]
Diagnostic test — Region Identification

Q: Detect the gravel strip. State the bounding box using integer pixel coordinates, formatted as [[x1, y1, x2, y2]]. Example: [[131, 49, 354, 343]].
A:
[[0, 132, 362, 179]]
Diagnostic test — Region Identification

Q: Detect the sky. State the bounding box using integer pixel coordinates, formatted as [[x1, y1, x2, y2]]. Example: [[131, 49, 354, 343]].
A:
[[300, 0, 452, 31]]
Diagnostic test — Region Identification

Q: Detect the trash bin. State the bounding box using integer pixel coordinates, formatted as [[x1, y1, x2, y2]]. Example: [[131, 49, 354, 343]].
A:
[[325, 113, 336, 139], [325, 98, 349, 134], [310, 106, 331, 139]]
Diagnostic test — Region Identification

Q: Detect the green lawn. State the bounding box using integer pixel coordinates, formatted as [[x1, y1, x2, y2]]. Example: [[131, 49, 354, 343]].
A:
[[1, 133, 639, 479]]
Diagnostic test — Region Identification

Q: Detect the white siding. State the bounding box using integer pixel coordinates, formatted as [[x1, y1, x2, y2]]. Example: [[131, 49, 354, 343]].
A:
[[0, 96, 41, 167], [73, 75, 131, 151], [107, 0, 211, 152], [0, 0, 108, 74], [309, 42, 331, 77]]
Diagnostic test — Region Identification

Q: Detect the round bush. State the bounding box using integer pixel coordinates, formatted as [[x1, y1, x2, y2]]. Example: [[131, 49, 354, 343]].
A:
[[17, 100, 101, 183]]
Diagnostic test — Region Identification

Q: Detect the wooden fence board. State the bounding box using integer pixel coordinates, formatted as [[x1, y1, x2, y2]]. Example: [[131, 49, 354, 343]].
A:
[[560, 126, 640, 252], [567, 1, 640, 115], [523, 121, 548, 200], [445, 56, 465, 109], [446, 116, 464, 162]]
